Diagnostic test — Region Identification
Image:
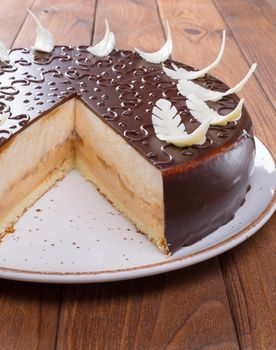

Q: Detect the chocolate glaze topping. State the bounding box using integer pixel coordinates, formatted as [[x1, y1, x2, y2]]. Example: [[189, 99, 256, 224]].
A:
[[0, 46, 255, 253], [0, 46, 252, 170]]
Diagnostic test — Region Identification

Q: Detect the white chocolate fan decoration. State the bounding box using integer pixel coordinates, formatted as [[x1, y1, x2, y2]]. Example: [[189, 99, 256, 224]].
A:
[[152, 98, 210, 147], [134, 21, 172, 64], [0, 112, 9, 127], [27, 9, 54, 53], [163, 30, 226, 80], [87, 19, 115, 57], [0, 41, 10, 62], [186, 94, 244, 126], [177, 63, 257, 102]]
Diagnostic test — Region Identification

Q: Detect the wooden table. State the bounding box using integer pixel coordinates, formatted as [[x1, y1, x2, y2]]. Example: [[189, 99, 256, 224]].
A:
[[0, 0, 275, 349]]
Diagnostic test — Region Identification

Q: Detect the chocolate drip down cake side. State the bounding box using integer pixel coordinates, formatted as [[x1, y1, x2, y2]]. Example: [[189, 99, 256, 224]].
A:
[[0, 15, 256, 254]]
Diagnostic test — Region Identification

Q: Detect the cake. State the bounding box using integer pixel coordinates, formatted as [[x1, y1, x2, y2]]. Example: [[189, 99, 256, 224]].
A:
[[0, 18, 255, 254]]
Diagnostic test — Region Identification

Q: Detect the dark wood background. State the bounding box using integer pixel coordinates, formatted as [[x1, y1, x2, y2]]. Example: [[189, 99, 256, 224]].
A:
[[0, 0, 275, 349]]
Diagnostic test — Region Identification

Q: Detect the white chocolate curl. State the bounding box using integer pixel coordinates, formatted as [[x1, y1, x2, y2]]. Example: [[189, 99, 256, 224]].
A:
[[28, 9, 54, 53], [87, 19, 115, 57], [163, 30, 226, 80], [0, 41, 10, 62], [134, 21, 172, 64], [0, 112, 9, 127], [186, 94, 244, 126], [152, 98, 210, 147], [177, 64, 257, 101]]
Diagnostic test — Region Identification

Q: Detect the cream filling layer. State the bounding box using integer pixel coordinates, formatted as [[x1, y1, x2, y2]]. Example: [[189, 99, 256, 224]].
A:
[[0, 99, 75, 195]]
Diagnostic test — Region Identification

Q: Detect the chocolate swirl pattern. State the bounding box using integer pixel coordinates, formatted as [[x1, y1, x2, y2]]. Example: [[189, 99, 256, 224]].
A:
[[0, 46, 253, 170]]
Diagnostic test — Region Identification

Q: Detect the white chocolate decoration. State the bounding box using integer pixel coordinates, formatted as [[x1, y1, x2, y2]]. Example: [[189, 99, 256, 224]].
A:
[[27, 9, 54, 53], [0, 41, 10, 62], [87, 19, 115, 57], [177, 63, 257, 102], [186, 94, 244, 126], [134, 21, 172, 64], [0, 112, 9, 126], [152, 98, 210, 147], [163, 30, 226, 80]]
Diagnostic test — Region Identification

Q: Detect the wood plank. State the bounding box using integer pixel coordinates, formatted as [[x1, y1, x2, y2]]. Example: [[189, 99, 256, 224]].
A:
[[214, 0, 276, 107], [93, 0, 165, 49], [56, 1, 239, 349], [57, 262, 239, 350], [220, 217, 276, 349], [0, 0, 33, 48], [0, 1, 272, 349], [14, 0, 96, 47], [157, 0, 275, 153], [156, 0, 276, 348], [0, 280, 61, 350], [0, 1, 96, 350]]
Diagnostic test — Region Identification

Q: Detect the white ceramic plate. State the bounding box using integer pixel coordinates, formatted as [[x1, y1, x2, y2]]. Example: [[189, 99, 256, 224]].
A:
[[0, 138, 275, 283]]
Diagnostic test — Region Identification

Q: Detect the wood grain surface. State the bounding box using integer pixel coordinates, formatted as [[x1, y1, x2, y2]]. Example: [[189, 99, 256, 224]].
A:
[[0, 0, 275, 349], [214, 0, 276, 108]]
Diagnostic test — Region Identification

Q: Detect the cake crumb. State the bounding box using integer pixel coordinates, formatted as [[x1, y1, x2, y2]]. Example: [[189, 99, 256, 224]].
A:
[[5, 225, 15, 234]]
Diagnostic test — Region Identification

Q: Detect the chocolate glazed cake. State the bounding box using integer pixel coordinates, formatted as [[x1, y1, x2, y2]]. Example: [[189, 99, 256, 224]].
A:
[[0, 46, 255, 254]]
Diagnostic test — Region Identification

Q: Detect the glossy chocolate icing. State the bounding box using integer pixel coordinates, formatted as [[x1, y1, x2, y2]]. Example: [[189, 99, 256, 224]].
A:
[[0, 46, 255, 253]]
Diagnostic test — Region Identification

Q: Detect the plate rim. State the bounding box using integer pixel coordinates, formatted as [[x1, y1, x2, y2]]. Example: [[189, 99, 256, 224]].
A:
[[0, 137, 275, 283]]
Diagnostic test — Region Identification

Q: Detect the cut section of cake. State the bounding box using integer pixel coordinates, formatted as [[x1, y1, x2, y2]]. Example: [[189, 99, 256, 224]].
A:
[[0, 46, 255, 254], [75, 99, 165, 251], [0, 99, 75, 237]]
